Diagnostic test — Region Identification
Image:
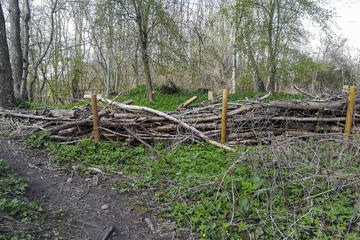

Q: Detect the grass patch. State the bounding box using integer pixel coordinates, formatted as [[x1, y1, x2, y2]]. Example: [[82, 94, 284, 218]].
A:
[[47, 138, 360, 239], [18, 85, 306, 112], [115, 85, 305, 111], [16, 99, 88, 110], [115, 85, 209, 111]]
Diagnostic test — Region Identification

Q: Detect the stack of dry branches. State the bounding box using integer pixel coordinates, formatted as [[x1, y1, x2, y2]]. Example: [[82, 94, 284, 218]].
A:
[[0, 95, 358, 147]]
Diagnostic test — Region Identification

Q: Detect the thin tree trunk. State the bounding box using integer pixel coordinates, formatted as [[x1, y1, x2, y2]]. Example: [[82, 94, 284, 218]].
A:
[[0, 2, 16, 108], [139, 34, 154, 102], [20, 0, 31, 101], [9, 0, 23, 99], [136, 14, 153, 101], [246, 31, 265, 92], [231, 30, 237, 94]]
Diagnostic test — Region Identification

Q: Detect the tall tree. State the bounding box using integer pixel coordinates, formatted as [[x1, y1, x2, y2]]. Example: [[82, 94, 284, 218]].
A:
[[0, 2, 16, 108], [233, 0, 331, 92], [9, 0, 23, 99], [118, 0, 177, 102], [131, 0, 154, 101]]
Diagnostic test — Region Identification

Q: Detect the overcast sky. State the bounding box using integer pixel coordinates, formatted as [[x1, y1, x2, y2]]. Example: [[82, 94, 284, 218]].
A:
[[331, 0, 360, 51]]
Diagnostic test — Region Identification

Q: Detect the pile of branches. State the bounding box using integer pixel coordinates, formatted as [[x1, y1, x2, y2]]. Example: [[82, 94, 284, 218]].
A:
[[0, 94, 358, 149]]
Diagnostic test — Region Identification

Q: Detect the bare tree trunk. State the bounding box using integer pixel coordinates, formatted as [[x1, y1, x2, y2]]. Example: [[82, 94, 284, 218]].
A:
[[267, 0, 281, 92], [246, 32, 265, 92], [231, 29, 237, 94], [139, 33, 154, 102], [0, 2, 16, 108], [9, 0, 23, 99], [20, 0, 31, 101], [133, 40, 139, 85], [134, 1, 153, 102]]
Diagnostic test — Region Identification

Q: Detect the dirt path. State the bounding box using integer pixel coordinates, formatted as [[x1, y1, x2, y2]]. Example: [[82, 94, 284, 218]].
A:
[[0, 137, 165, 240]]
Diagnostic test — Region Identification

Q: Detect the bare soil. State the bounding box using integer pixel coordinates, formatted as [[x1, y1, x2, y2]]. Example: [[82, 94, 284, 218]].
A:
[[0, 133, 170, 240]]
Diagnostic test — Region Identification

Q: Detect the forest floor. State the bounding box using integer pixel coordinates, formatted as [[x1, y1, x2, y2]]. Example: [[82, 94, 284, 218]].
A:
[[0, 126, 167, 240]]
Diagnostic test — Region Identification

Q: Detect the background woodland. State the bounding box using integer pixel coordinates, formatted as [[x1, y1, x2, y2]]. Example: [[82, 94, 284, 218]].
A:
[[1, 0, 359, 105]]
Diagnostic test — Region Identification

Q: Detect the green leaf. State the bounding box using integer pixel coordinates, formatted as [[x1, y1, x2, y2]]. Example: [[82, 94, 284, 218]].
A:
[[251, 175, 263, 190]]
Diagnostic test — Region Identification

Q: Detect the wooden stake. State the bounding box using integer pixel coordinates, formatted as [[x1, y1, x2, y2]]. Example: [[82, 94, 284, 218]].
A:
[[177, 96, 197, 110], [344, 86, 356, 137], [91, 95, 101, 142], [208, 91, 214, 103], [221, 89, 228, 143]]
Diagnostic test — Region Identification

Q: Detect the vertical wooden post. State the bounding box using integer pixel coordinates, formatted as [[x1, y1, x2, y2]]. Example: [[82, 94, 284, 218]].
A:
[[91, 94, 101, 142], [344, 86, 356, 137], [221, 89, 228, 143], [208, 91, 214, 103]]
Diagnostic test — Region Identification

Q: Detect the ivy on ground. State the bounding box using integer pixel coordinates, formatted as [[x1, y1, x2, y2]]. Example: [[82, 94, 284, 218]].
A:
[[47, 138, 360, 239]]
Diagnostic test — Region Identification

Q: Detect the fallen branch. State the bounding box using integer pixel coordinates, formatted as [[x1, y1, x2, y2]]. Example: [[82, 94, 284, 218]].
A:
[[292, 84, 315, 98], [177, 96, 198, 110]]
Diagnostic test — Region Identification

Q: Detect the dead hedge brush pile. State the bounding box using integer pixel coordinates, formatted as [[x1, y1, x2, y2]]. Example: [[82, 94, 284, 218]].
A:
[[0, 95, 358, 147]]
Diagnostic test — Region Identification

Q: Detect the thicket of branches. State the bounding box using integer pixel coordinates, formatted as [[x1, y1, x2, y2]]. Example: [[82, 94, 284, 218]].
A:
[[0, 0, 359, 106]]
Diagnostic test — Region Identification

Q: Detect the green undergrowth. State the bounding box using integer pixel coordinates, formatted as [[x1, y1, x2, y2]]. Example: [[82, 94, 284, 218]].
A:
[[16, 98, 88, 110], [19, 85, 305, 111], [114, 85, 305, 111], [0, 159, 43, 240], [115, 85, 209, 111], [44, 138, 360, 239]]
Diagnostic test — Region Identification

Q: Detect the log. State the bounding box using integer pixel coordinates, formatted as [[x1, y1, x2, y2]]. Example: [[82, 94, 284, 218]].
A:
[[177, 96, 198, 110], [263, 101, 347, 110], [292, 84, 315, 98], [0, 110, 72, 121], [228, 129, 284, 140], [258, 91, 272, 101], [270, 116, 349, 122], [49, 109, 77, 118], [46, 119, 92, 134], [58, 127, 78, 136], [121, 99, 134, 105]]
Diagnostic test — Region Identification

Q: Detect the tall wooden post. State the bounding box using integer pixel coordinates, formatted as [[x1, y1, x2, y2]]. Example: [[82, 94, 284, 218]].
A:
[[221, 89, 228, 143], [344, 86, 356, 137], [91, 94, 100, 142]]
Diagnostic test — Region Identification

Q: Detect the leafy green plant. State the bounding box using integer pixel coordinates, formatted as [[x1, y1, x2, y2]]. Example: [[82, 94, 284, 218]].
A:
[[25, 132, 50, 148], [47, 138, 360, 239], [0, 159, 44, 239]]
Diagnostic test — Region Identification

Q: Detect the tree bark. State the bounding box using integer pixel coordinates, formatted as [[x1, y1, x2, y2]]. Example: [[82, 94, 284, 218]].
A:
[[20, 0, 31, 101], [0, 2, 16, 108], [135, 5, 153, 102], [231, 39, 236, 94], [245, 30, 265, 92], [140, 36, 154, 102], [9, 0, 23, 99]]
